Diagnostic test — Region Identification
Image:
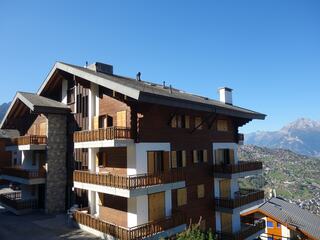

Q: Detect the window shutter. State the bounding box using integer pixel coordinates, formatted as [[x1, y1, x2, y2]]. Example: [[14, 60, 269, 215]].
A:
[[185, 115, 190, 128], [203, 149, 208, 163], [182, 150, 187, 167], [171, 151, 177, 168], [116, 111, 127, 127], [229, 149, 235, 164], [197, 184, 205, 198], [177, 188, 187, 206], [193, 150, 198, 163], [217, 120, 228, 131], [171, 115, 177, 128]]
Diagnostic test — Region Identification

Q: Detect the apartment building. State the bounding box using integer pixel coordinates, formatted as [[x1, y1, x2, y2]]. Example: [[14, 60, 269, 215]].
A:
[[0, 62, 266, 239]]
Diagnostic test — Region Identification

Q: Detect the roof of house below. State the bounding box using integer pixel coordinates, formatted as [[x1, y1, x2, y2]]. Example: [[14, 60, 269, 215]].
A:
[[243, 197, 320, 240]]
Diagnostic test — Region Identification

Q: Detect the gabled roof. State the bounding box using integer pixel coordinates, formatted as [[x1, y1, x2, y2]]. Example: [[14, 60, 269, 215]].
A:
[[38, 62, 266, 120], [0, 92, 70, 128], [245, 197, 320, 240]]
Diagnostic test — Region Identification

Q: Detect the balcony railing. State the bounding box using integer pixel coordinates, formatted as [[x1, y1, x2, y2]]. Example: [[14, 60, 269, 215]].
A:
[[215, 189, 264, 209], [216, 220, 265, 240], [1, 167, 46, 179], [7, 135, 47, 146], [213, 161, 262, 174], [74, 127, 132, 143], [73, 169, 185, 189], [73, 209, 185, 240], [0, 192, 38, 210]]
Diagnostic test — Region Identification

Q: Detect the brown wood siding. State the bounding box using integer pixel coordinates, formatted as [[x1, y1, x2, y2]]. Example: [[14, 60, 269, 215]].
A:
[[100, 193, 128, 227], [99, 94, 131, 128], [0, 139, 11, 168], [74, 80, 90, 130], [99, 147, 127, 175], [26, 114, 48, 136], [99, 205, 128, 228]]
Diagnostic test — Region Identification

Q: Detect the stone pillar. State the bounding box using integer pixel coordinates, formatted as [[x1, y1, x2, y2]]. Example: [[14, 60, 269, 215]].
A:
[[45, 114, 67, 213]]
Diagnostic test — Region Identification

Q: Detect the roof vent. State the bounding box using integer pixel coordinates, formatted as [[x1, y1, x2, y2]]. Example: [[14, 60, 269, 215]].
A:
[[218, 87, 233, 105], [136, 72, 141, 81], [88, 62, 113, 75]]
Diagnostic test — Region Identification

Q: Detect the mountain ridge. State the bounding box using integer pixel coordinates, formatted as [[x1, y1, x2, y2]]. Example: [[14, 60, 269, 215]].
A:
[[245, 118, 320, 157]]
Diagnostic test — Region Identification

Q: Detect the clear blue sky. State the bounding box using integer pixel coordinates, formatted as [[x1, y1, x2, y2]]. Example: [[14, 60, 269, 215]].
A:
[[0, 0, 319, 133]]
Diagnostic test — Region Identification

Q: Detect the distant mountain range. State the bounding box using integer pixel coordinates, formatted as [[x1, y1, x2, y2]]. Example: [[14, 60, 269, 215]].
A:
[[246, 118, 320, 157], [0, 102, 10, 122]]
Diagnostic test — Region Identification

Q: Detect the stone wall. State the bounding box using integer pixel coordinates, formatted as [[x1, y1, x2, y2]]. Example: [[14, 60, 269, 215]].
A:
[[45, 114, 67, 213]]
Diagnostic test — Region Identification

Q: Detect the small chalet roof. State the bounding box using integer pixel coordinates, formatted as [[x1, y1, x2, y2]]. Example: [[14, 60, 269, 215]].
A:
[[0, 129, 19, 138], [258, 197, 320, 240], [0, 92, 70, 128], [38, 62, 266, 120]]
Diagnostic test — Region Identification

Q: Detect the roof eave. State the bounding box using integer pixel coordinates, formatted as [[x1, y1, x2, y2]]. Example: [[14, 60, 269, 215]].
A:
[[139, 92, 266, 120]]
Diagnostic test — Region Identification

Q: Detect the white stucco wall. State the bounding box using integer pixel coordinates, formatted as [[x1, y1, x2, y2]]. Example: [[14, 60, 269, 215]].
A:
[[126, 142, 171, 175], [281, 224, 291, 239]]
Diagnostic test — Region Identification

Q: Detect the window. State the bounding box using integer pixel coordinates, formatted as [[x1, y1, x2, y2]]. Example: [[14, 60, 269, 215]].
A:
[[217, 120, 228, 131], [193, 150, 208, 163], [171, 150, 187, 168], [214, 149, 234, 165], [197, 184, 205, 199], [177, 188, 187, 206], [171, 115, 190, 128], [195, 117, 203, 129], [267, 221, 274, 228]]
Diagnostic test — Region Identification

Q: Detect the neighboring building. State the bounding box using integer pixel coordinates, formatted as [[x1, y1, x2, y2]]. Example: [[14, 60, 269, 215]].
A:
[[241, 197, 320, 240], [0, 129, 19, 185], [0, 62, 266, 239]]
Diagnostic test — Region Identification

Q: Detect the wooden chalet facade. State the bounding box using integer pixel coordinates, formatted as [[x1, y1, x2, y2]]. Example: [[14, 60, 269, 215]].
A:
[[0, 62, 266, 239]]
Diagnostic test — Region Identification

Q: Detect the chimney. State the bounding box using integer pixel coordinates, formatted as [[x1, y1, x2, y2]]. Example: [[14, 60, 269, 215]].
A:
[[88, 62, 113, 75], [218, 87, 233, 105]]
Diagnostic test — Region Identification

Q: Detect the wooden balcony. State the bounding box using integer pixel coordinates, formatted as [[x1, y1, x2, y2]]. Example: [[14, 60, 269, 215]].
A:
[[213, 161, 262, 176], [1, 167, 46, 179], [215, 189, 264, 209], [237, 133, 244, 145], [0, 192, 38, 211], [216, 220, 265, 240], [73, 169, 185, 189], [7, 135, 47, 146], [74, 127, 132, 143], [73, 209, 186, 240]]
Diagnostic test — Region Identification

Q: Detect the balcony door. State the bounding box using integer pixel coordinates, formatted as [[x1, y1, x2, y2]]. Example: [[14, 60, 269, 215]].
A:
[[148, 151, 170, 174], [148, 192, 165, 221]]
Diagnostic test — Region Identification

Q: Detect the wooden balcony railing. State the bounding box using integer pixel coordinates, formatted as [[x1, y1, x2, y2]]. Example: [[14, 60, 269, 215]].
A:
[[215, 189, 264, 209], [213, 161, 262, 174], [216, 220, 265, 240], [1, 167, 46, 179], [73, 210, 186, 240], [7, 135, 47, 146], [0, 192, 38, 210], [73, 169, 185, 189], [74, 127, 132, 143]]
